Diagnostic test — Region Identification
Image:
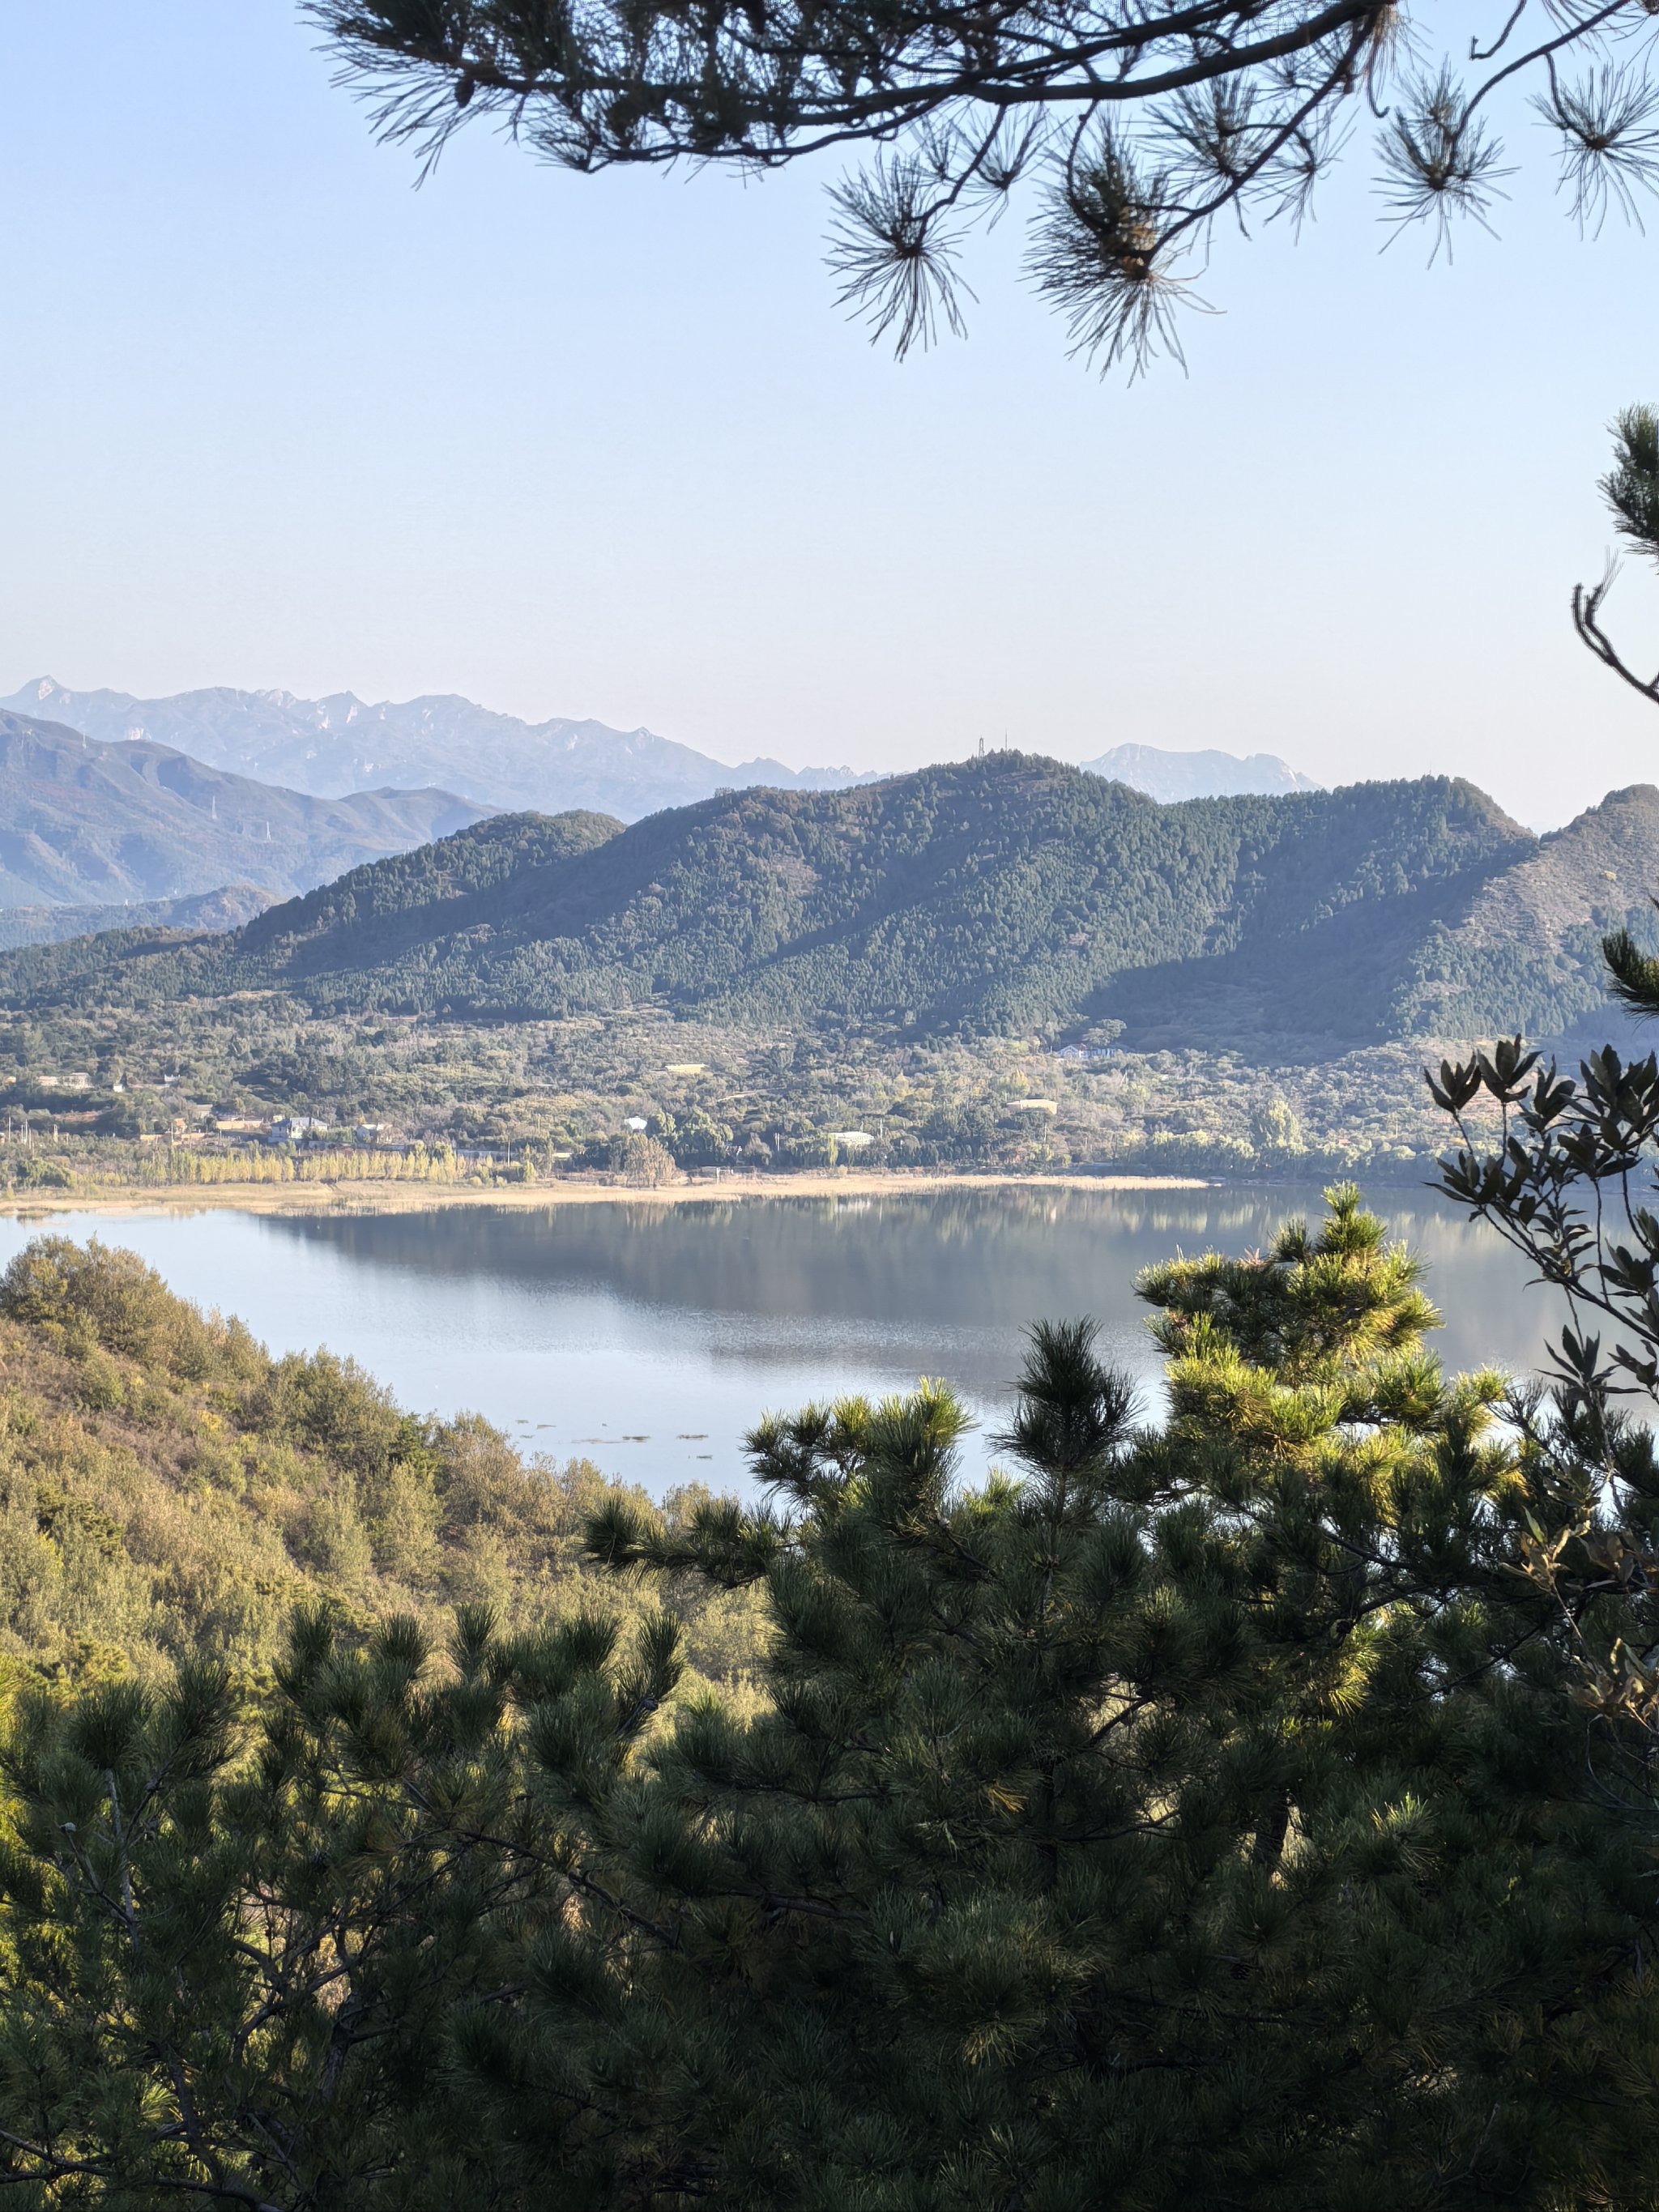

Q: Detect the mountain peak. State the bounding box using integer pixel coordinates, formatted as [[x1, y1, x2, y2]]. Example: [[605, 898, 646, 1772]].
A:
[[3, 680, 879, 821], [0, 706, 484, 909], [1082, 742, 1320, 803], [0, 761, 1570, 1059]]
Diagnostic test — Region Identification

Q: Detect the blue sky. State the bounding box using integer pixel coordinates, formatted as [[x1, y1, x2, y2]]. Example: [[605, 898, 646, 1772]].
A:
[[2, 2, 1657, 825]]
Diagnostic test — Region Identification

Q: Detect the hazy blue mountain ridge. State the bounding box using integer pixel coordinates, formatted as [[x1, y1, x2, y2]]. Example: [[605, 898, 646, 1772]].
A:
[[1083, 743, 1322, 800], [2, 678, 876, 822], [5, 680, 1321, 821], [0, 884, 275, 951], [0, 711, 484, 906]]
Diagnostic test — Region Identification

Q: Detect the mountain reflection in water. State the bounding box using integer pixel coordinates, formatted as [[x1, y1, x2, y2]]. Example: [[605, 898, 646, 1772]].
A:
[[0, 1188, 1565, 1494]]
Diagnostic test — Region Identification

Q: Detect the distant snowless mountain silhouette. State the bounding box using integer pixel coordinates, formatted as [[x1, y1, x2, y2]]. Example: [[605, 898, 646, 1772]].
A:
[[0, 680, 876, 824], [3, 680, 1319, 820], [0, 710, 483, 907], [1082, 744, 1322, 801]]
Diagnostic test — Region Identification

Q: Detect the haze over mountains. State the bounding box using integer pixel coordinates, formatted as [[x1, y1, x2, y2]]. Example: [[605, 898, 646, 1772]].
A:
[[3, 677, 1321, 824], [1, 679, 876, 824], [1081, 744, 1321, 802], [0, 884, 275, 952], [0, 711, 482, 906], [3, 754, 1648, 1057]]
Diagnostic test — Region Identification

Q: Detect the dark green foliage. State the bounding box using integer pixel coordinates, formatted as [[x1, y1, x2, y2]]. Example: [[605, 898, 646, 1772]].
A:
[[0, 1607, 667, 2208], [6, 754, 1636, 1054], [1604, 403, 1659, 567], [5, 1194, 1655, 2207], [306, 0, 1659, 373], [1429, 1034, 1659, 1954], [1604, 911, 1659, 1016]]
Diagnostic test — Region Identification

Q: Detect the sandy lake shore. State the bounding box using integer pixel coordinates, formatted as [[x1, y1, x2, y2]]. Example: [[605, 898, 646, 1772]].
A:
[[0, 1167, 1212, 1220]]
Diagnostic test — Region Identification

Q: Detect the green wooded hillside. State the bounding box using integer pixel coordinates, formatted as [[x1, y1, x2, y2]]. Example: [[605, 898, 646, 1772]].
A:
[[1, 754, 1653, 1051]]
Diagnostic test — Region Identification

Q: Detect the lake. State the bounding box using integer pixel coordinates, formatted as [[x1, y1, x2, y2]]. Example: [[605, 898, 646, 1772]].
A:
[[0, 1185, 1564, 1494]]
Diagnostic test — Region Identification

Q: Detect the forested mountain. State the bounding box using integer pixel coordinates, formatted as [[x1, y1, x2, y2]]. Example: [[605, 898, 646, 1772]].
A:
[[1082, 743, 1321, 800], [0, 711, 484, 906], [1389, 782, 1659, 1040], [3, 677, 873, 821], [3, 752, 1644, 1054], [1094, 781, 1659, 1053]]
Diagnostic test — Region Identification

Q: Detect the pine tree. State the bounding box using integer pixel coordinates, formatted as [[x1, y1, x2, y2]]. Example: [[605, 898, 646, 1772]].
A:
[[560, 1187, 1651, 2209], [305, 2, 1659, 371], [2, 1191, 1654, 2208], [1431, 407, 1659, 1813], [1575, 404, 1659, 722], [0, 1604, 680, 2208]]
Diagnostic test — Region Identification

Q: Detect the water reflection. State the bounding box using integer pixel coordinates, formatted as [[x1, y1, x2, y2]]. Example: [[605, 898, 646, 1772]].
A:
[[0, 1186, 1567, 1495]]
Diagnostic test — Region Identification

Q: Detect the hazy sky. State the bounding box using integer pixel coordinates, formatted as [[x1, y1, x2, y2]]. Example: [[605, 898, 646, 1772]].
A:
[[3, 3, 1657, 825]]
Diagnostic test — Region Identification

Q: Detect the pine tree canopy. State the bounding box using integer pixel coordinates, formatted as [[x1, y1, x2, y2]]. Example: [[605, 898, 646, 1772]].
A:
[[1424, 409, 1659, 1987], [1576, 403, 1659, 711], [4, 1191, 1657, 2209], [308, 0, 1659, 369]]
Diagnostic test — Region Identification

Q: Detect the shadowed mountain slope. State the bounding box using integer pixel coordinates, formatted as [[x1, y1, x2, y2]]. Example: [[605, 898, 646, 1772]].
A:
[[1387, 784, 1659, 1039], [3, 752, 1619, 1055], [1096, 783, 1659, 1055], [0, 712, 485, 906]]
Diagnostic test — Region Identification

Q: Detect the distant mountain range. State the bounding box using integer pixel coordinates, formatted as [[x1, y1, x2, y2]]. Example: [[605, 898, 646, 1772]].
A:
[[2, 754, 1644, 1055], [1081, 744, 1321, 802], [0, 711, 483, 906], [2, 679, 1320, 822], [0, 884, 275, 952], [1, 679, 877, 824]]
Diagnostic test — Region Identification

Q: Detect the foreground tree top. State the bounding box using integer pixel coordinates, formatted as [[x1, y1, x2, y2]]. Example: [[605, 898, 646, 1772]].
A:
[[310, 0, 1659, 369]]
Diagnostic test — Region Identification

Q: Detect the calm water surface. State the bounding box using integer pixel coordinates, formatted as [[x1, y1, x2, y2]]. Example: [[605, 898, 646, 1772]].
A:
[[0, 1187, 1567, 1494]]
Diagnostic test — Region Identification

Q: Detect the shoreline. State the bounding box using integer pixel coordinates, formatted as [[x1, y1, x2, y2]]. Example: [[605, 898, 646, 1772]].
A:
[[0, 1166, 1214, 1220]]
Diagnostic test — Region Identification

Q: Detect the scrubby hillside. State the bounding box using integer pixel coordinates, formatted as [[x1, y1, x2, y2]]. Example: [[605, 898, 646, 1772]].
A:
[[0, 1238, 765, 1690]]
